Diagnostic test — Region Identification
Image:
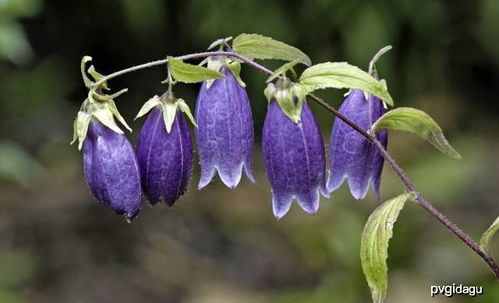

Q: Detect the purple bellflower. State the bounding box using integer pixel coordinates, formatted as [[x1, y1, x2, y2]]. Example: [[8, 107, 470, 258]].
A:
[[83, 120, 142, 220], [326, 89, 388, 200], [136, 106, 193, 206], [262, 79, 328, 218], [195, 62, 254, 189]]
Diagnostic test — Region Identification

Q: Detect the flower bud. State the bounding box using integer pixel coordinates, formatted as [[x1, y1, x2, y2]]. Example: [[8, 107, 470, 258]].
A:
[[262, 100, 328, 219], [327, 90, 388, 199], [195, 65, 254, 189], [83, 120, 142, 220], [136, 107, 193, 206]]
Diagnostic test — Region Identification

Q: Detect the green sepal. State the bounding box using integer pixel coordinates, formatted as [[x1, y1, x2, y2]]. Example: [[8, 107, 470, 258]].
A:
[[71, 106, 92, 150], [160, 100, 178, 133], [207, 36, 233, 50], [168, 56, 225, 83], [232, 33, 311, 66], [371, 107, 461, 159], [176, 98, 197, 128], [135, 95, 162, 120], [135, 93, 197, 133], [360, 192, 416, 303], [266, 59, 300, 83], [480, 216, 499, 255], [107, 99, 132, 132], [224, 60, 246, 87], [299, 62, 394, 106], [264, 78, 307, 124], [91, 105, 124, 135]]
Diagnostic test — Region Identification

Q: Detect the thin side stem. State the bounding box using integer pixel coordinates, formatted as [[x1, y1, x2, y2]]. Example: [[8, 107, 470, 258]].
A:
[[87, 51, 499, 279], [308, 94, 499, 279]]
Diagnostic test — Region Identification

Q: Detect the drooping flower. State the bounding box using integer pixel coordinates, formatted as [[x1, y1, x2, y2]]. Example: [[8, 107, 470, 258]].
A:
[[262, 79, 328, 219], [195, 59, 254, 189], [326, 89, 388, 199], [135, 93, 194, 206], [83, 119, 142, 220]]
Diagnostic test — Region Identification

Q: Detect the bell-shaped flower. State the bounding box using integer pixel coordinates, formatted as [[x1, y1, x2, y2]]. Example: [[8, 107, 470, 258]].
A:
[[83, 119, 142, 220], [262, 79, 328, 219], [135, 93, 194, 206], [327, 90, 388, 199], [195, 58, 254, 189]]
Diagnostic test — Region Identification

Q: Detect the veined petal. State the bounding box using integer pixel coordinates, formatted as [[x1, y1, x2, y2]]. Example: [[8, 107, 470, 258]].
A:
[[263, 100, 327, 218], [327, 90, 387, 200], [196, 66, 254, 189], [136, 108, 193, 206], [83, 120, 142, 220]]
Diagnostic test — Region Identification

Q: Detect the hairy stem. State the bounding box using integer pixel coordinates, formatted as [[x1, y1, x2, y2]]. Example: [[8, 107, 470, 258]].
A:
[[89, 50, 499, 279]]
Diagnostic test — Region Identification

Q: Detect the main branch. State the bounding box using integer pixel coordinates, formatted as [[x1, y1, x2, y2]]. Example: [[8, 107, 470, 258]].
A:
[[88, 50, 499, 279]]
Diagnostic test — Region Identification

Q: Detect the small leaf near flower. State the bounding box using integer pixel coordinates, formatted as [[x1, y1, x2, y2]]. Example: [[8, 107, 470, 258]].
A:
[[480, 216, 499, 255], [232, 33, 311, 66], [360, 192, 415, 303], [176, 98, 197, 128], [371, 107, 461, 159], [168, 56, 225, 83], [299, 62, 394, 106]]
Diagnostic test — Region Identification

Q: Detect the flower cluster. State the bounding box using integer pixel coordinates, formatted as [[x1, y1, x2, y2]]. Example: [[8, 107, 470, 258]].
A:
[[73, 55, 388, 221]]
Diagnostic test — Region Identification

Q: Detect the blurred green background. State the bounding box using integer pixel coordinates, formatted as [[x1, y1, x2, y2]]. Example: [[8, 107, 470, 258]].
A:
[[1, 0, 498, 302]]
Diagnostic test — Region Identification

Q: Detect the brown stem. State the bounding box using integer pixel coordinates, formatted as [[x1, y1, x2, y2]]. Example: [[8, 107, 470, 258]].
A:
[[307, 94, 499, 279]]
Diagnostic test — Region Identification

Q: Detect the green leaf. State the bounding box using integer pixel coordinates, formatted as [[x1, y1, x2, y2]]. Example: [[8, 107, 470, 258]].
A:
[[232, 33, 311, 66], [480, 217, 499, 255], [92, 108, 124, 135], [360, 192, 414, 303], [299, 62, 394, 106], [168, 56, 224, 83], [372, 107, 461, 159]]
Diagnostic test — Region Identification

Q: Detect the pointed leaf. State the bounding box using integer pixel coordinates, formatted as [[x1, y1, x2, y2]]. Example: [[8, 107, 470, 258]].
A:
[[361, 192, 414, 303], [480, 217, 499, 255], [225, 60, 246, 87], [135, 95, 161, 119], [232, 33, 311, 66], [372, 107, 461, 159], [168, 57, 224, 83], [177, 98, 197, 128], [299, 62, 394, 106]]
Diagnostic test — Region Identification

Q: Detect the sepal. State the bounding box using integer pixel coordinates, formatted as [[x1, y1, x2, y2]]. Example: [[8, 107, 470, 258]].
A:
[[264, 78, 307, 123]]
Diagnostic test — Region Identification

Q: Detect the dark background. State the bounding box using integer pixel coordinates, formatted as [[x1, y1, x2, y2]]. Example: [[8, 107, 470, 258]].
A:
[[0, 0, 498, 302]]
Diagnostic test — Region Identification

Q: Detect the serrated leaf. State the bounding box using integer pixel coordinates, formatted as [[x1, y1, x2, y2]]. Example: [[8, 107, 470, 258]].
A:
[[135, 95, 161, 120], [168, 56, 224, 83], [232, 33, 311, 66], [299, 62, 394, 106], [177, 98, 197, 128], [372, 107, 461, 159], [360, 192, 414, 303], [480, 217, 499, 255]]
